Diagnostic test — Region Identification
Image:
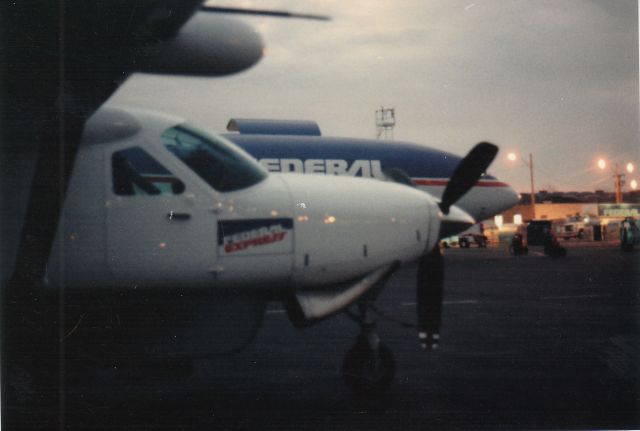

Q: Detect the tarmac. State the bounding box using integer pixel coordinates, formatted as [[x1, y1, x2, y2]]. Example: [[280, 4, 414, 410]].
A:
[[7, 241, 640, 430]]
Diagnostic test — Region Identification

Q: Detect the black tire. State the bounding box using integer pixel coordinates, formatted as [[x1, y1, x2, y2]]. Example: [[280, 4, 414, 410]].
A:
[[342, 336, 395, 394]]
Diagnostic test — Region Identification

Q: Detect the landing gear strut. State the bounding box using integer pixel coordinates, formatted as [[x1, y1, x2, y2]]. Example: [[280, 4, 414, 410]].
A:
[[342, 303, 395, 393]]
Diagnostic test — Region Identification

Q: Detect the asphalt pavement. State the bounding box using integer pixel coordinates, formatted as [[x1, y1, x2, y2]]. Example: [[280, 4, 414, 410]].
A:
[[8, 242, 640, 430]]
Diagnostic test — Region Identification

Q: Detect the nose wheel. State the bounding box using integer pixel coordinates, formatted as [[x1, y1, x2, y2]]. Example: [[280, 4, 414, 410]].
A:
[[343, 304, 395, 393]]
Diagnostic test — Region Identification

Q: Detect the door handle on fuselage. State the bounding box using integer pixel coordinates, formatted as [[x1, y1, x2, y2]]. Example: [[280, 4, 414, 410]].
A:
[[167, 211, 191, 221]]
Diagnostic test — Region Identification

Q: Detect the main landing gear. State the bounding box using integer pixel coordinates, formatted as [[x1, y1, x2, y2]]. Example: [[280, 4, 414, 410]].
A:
[[342, 303, 395, 393]]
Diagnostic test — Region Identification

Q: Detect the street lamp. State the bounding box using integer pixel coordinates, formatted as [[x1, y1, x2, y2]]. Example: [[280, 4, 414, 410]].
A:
[[507, 151, 536, 219], [597, 158, 636, 203]]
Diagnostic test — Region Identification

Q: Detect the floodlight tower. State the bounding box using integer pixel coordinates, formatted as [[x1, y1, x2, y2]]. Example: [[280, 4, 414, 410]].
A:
[[375, 106, 395, 139], [597, 158, 635, 203]]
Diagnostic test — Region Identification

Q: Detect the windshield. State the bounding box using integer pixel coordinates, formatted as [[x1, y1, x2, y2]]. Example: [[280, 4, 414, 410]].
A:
[[162, 124, 267, 192]]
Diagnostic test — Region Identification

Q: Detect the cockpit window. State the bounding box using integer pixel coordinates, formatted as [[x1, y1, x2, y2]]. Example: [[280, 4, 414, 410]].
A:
[[112, 147, 185, 196], [162, 124, 267, 192]]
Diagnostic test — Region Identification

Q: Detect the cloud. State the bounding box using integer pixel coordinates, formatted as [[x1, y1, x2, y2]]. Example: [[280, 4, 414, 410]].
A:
[[111, 0, 638, 191]]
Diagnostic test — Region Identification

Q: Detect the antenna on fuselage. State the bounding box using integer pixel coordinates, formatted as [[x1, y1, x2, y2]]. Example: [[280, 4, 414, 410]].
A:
[[375, 106, 395, 140]]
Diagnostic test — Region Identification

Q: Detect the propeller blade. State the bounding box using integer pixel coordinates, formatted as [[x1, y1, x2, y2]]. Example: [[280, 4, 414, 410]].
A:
[[439, 142, 498, 215], [415, 144, 497, 348], [201, 5, 330, 21], [416, 246, 444, 350]]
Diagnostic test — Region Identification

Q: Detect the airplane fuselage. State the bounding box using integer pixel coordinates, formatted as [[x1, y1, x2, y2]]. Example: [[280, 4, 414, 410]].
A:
[[47, 109, 438, 293], [40, 107, 460, 358]]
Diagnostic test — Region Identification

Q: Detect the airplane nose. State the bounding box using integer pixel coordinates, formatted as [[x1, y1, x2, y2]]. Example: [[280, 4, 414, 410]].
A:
[[499, 183, 520, 213], [452, 178, 520, 224], [438, 204, 475, 239]]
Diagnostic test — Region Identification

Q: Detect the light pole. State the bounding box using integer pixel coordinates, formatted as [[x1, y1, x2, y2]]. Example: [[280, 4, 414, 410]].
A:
[[597, 159, 635, 204], [507, 152, 536, 219]]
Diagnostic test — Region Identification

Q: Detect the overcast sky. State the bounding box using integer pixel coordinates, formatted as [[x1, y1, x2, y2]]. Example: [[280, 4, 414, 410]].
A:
[[108, 0, 639, 193]]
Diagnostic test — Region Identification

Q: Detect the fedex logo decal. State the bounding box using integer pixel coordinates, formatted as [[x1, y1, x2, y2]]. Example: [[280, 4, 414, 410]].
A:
[[259, 158, 386, 179], [218, 218, 293, 255]]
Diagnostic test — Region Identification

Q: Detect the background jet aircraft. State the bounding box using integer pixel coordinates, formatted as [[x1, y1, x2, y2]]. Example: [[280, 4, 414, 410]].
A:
[[222, 118, 518, 225]]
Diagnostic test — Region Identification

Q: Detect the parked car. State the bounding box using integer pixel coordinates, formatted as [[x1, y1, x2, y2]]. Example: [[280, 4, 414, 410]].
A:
[[561, 222, 585, 240], [458, 233, 488, 248]]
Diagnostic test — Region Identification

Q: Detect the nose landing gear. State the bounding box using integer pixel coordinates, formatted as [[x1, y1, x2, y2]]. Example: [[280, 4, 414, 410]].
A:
[[342, 303, 395, 393]]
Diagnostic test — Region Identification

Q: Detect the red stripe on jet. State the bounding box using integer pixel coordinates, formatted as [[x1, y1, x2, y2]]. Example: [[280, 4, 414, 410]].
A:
[[413, 179, 510, 187]]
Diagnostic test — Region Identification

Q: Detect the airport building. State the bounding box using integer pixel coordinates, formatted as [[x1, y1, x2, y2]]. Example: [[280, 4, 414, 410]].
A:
[[485, 191, 640, 246]]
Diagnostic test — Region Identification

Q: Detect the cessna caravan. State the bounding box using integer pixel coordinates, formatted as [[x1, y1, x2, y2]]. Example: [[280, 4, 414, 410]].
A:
[[43, 106, 510, 392]]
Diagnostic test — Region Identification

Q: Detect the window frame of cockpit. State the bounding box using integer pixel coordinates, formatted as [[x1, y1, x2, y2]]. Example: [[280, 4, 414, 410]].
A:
[[111, 146, 186, 197], [161, 123, 268, 193]]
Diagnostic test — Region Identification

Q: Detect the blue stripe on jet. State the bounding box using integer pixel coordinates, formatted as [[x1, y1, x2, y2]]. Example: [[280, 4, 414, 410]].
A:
[[224, 134, 497, 180]]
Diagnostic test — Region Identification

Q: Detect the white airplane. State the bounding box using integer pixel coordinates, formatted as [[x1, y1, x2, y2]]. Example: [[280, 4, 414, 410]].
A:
[[2, 2, 514, 410], [45, 106, 497, 393]]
